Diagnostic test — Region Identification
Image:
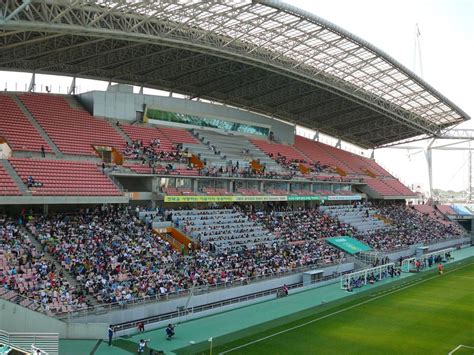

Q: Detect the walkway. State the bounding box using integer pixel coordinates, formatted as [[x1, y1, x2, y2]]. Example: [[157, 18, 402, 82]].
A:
[[123, 247, 474, 354], [57, 247, 473, 354]]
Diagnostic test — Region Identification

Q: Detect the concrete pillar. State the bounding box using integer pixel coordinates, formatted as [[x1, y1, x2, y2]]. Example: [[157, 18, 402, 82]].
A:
[[151, 177, 161, 193]]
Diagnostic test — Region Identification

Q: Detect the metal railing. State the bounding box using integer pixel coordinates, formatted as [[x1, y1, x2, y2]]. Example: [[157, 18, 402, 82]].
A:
[[112, 271, 349, 332], [379, 235, 470, 255], [57, 257, 354, 320], [0, 330, 58, 355]]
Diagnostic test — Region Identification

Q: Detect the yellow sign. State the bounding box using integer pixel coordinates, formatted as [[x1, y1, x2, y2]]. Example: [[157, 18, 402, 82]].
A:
[[164, 195, 287, 203]]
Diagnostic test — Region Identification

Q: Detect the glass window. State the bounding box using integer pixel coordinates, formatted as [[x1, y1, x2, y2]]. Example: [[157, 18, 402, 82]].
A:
[[145, 107, 269, 137]]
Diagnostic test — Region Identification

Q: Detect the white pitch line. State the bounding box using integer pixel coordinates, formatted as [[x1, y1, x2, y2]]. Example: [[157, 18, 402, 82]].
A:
[[220, 262, 474, 355], [451, 275, 474, 280], [448, 344, 474, 355]]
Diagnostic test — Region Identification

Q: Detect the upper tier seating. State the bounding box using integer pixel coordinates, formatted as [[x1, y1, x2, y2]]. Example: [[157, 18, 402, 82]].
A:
[[193, 130, 283, 172], [237, 188, 263, 196], [162, 187, 197, 195], [202, 187, 233, 196], [294, 136, 351, 172], [382, 179, 416, 196], [250, 138, 307, 162], [294, 136, 391, 176], [365, 178, 400, 196], [266, 188, 288, 196], [18, 94, 125, 155], [120, 124, 174, 152], [0, 95, 52, 153], [0, 164, 20, 196], [159, 126, 199, 145], [9, 158, 122, 196], [365, 178, 415, 196]]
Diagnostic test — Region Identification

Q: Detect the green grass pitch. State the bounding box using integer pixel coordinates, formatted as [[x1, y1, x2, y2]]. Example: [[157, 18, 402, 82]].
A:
[[197, 260, 474, 355]]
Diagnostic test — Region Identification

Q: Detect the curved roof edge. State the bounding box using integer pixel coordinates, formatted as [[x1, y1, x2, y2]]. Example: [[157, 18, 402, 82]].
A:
[[262, 0, 470, 122]]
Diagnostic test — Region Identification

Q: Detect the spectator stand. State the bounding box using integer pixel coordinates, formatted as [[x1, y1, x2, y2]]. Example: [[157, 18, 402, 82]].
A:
[[341, 262, 395, 290]]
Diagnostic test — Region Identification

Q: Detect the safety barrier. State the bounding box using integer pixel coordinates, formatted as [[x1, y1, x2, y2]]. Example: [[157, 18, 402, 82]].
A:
[[0, 330, 58, 355]]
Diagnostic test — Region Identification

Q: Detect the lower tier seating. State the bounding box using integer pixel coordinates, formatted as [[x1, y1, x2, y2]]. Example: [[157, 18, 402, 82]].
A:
[[9, 158, 122, 196], [173, 208, 277, 250]]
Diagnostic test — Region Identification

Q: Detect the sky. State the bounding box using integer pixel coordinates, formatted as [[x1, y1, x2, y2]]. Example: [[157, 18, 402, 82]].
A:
[[1, 0, 473, 193], [291, 0, 474, 193]]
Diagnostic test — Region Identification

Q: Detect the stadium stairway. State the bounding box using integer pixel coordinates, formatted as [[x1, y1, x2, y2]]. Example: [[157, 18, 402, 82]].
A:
[[10, 94, 63, 158], [195, 129, 284, 173], [0, 159, 29, 195], [21, 226, 99, 307], [110, 121, 133, 145], [183, 132, 228, 168]]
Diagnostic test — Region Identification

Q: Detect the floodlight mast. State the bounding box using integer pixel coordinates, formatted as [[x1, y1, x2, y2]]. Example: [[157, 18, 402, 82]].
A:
[[382, 129, 474, 200]]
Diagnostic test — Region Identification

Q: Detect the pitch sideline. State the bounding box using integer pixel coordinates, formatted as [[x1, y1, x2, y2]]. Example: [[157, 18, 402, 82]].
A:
[[219, 261, 474, 354], [448, 344, 474, 355]]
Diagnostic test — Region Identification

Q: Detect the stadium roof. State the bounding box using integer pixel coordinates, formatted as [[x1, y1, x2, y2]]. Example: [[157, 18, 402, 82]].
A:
[[0, 0, 470, 148]]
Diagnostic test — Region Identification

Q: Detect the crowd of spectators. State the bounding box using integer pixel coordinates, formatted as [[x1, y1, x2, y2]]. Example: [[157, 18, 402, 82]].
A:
[[0, 217, 86, 312], [20, 205, 347, 306], [1, 201, 466, 312], [197, 165, 292, 180], [248, 207, 355, 243], [269, 153, 335, 175], [123, 139, 190, 166], [357, 204, 464, 251]]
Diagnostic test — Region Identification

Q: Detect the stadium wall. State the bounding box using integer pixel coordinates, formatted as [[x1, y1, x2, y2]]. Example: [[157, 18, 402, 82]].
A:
[[384, 236, 470, 261], [68, 262, 354, 326], [0, 298, 108, 339], [79, 85, 295, 144]]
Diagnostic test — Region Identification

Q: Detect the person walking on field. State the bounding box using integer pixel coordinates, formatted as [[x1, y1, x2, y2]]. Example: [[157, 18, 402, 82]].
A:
[[438, 263, 443, 275]]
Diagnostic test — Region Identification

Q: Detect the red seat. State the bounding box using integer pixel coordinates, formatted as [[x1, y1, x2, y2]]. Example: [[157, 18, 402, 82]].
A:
[[18, 94, 126, 156], [9, 157, 122, 196]]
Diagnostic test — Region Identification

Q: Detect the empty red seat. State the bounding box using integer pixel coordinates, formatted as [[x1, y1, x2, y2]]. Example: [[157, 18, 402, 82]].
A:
[[18, 94, 126, 156], [0, 95, 52, 153], [9, 158, 122, 196]]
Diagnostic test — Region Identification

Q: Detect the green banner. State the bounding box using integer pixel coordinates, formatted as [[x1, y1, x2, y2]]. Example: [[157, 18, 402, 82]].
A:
[[326, 236, 372, 255]]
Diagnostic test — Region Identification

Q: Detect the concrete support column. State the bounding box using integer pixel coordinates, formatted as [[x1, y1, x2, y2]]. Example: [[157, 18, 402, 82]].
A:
[[151, 177, 161, 193]]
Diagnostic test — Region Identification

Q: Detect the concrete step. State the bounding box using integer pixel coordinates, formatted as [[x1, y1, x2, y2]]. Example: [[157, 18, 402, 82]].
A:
[[10, 94, 63, 157], [0, 159, 29, 195], [111, 122, 132, 144], [21, 226, 99, 307]]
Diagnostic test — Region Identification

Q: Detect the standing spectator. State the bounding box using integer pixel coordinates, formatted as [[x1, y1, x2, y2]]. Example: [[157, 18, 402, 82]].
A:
[[138, 339, 148, 353], [41, 145, 45, 158], [108, 325, 114, 346], [138, 321, 145, 333], [166, 324, 175, 340]]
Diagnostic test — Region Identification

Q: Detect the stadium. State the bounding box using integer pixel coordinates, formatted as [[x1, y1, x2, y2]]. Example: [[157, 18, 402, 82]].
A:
[[0, 1, 472, 354]]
